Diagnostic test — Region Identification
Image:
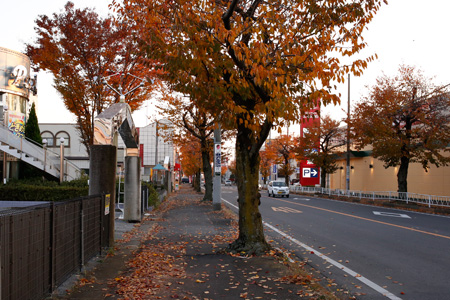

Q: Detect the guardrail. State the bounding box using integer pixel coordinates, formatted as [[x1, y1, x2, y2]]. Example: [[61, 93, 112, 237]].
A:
[[289, 186, 450, 208]]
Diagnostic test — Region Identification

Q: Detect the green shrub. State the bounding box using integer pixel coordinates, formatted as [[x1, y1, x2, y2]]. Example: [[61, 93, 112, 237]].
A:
[[142, 181, 160, 208], [0, 177, 88, 201], [61, 174, 89, 187]]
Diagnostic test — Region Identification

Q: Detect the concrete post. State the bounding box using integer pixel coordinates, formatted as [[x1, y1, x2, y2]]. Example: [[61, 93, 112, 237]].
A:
[[213, 126, 221, 210], [89, 144, 117, 247], [124, 155, 141, 222]]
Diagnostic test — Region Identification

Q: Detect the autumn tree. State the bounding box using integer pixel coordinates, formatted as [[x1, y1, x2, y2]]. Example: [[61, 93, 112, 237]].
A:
[[353, 65, 450, 193], [179, 137, 203, 192], [266, 135, 297, 186], [298, 115, 346, 188], [227, 160, 237, 183], [25, 1, 158, 153], [259, 149, 272, 185], [159, 93, 216, 200], [158, 80, 236, 199], [114, 0, 385, 254]]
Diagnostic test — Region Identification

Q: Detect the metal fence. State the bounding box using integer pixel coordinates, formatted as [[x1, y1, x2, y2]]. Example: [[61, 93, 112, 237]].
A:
[[0, 195, 109, 300], [289, 186, 450, 208]]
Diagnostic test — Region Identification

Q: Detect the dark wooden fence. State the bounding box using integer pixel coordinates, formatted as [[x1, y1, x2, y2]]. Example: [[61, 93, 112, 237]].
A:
[[0, 195, 110, 300]]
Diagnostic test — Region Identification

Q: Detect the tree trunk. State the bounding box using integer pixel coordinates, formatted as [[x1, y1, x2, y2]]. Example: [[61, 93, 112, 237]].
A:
[[201, 143, 213, 201], [194, 170, 201, 192], [320, 169, 326, 188], [397, 156, 409, 193], [227, 135, 270, 255]]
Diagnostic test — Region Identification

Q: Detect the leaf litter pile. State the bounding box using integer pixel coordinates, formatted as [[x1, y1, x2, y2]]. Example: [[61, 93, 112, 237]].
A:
[[110, 187, 341, 299]]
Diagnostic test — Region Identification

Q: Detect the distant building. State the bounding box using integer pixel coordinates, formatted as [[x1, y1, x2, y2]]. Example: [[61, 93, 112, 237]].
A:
[[328, 148, 450, 196], [39, 119, 175, 183], [0, 47, 37, 179], [139, 119, 174, 182]]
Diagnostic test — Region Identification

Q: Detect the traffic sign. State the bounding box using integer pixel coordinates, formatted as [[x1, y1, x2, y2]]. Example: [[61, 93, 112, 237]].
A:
[[214, 143, 221, 175], [302, 168, 318, 178]]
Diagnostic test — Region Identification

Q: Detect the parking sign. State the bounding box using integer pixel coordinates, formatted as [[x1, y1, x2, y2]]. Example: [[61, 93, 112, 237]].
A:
[[302, 168, 318, 178]]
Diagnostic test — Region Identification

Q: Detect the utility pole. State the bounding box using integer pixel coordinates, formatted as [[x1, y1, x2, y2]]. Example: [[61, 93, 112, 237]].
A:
[[213, 125, 221, 210], [346, 74, 351, 191]]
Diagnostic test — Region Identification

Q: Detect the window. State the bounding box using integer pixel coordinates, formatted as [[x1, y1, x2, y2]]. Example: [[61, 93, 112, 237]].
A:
[[55, 131, 70, 147], [41, 131, 55, 147]]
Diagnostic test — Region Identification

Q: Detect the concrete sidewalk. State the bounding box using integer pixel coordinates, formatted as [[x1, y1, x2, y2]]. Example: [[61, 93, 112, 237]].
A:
[[53, 185, 339, 299]]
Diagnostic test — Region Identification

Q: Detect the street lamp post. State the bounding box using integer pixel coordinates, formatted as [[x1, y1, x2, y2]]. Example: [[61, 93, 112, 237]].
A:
[[60, 137, 65, 183], [3, 103, 8, 184], [346, 74, 351, 191], [100, 73, 145, 103], [100, 73, 145, 223], [43, 139, 47, 173]]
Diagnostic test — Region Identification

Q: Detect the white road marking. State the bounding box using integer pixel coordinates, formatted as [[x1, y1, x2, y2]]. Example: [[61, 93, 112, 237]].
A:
[[373, 211, 411, 219], [271, 207, 302, 213], [222, 198, 402, 300], [293, 197, 310, 201]]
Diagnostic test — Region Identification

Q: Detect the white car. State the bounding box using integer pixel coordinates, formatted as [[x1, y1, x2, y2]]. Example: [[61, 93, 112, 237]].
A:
[[225, 180, 232, 186], [267, 181, 289, 198]]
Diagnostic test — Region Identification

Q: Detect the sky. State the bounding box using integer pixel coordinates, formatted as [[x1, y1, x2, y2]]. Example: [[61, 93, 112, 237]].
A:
[[2, 0, 450, 130]]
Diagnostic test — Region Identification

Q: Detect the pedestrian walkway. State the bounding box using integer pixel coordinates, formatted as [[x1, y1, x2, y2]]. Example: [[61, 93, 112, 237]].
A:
[[52, 185, 339, 299]]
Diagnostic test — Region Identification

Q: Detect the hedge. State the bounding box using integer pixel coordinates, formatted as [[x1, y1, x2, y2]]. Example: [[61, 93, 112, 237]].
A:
[[0, 177, 89, 202], [0, 185, 89, 202]]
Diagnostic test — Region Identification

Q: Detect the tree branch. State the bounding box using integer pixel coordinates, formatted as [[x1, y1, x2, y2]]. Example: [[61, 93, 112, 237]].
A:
[[222, 0, 240, 30]]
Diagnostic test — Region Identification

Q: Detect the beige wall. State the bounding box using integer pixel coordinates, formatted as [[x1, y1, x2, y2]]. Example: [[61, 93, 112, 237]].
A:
[[329, 156, 450, 196]]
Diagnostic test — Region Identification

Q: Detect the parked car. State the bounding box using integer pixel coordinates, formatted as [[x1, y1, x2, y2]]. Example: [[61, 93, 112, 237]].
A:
[[267, 181, 289, 198], [225, 180, 232, 186], [181, 177, 189, 183]]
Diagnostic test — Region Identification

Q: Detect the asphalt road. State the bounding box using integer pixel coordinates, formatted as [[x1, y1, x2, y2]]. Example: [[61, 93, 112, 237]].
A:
[[220, 185, 450, 300]]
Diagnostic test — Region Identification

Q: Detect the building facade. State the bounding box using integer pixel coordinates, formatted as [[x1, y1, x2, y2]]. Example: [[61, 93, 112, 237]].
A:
[[328, 150, 450, 196], [39, 123, 127, 175], [139, 119, 175, 182], [0, 47, 37, 179], [39, 120, 175, 183]]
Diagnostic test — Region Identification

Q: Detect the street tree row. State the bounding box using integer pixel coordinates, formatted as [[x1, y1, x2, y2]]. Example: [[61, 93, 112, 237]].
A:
[[262, 65, 450, 195], [28, 0, 394, 255]]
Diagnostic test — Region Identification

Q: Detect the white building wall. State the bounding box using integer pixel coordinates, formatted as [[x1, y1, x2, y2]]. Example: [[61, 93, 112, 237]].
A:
[[39, 123, 125, 173], [139, 119, 174, 167]]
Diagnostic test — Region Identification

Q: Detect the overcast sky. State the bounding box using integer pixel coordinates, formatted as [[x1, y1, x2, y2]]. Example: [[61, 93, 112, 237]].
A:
[[2, 0, 450, 129]]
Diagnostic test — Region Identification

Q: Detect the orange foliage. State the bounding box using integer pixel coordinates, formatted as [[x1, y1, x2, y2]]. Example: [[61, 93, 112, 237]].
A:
[[25, 2, 161, 151], [265, 135, 298, 185], [352, 65, 450, 192], [178, 136, 202, 177], [259, 149, 272, 184], [112, 0, 386, 253]]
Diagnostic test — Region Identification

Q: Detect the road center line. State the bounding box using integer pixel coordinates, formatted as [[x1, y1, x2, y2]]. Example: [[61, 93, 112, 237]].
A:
[[222, 198, 402, 300], [272, 197, 450, 240]]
